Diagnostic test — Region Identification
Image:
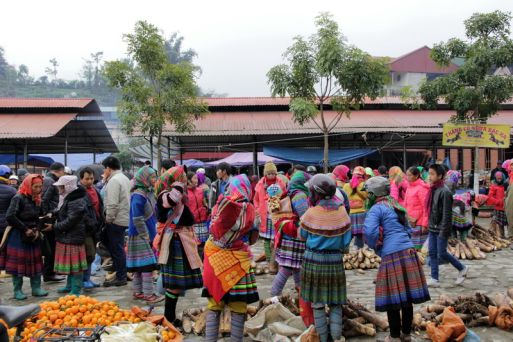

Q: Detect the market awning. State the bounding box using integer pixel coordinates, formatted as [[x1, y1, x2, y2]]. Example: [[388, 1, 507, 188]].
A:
[[263, 146, 377, 166], [0, 154, 54, 167], [0, 113, 77, 138], [205, 152, 288, 167]]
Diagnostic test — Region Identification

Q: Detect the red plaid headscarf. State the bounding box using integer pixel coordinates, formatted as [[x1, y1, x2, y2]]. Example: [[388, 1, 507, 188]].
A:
[[18, 174, 43, 205]]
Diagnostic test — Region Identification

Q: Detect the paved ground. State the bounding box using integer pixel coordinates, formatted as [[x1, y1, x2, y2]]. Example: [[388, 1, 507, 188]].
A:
[[2, 220, 513, 341]]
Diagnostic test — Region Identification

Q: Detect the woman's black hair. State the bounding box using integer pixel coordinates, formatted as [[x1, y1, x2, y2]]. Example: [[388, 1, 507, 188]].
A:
[[429, 164, 447, 178], [186, 171, 196, 181], [407, 166, 421, 178]]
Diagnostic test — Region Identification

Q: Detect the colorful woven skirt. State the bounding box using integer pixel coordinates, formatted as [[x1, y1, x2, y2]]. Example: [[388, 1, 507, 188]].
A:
[[127, 235, 158, 272], [202, 268, 259, 304], [452, 211, 472, 231], [350, 212, 366, 236], [493, 210, 508, 226], [276, 237, 305, 269], [259, 217, 275, 239], [300, 248, 346, 305], [54, 242, 88, 275], [193, 222, 210, 244], [0, 229, 43, 277], [161, 237, 203, 291], [411, 226, 428, 250], [375, 248, 430, 312]]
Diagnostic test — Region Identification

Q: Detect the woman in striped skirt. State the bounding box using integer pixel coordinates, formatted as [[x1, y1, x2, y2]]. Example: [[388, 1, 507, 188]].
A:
[[364, 177, 430, 342], [300, 174, 352, 342], [154, 166, 203, 326], [203, 175, 258, 342], [271, 170, 310, 297], [127, 166, 159, 302]]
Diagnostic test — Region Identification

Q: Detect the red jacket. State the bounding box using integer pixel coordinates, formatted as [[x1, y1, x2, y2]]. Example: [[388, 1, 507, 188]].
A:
[[404, 178, 429, 227], [253, 176, 287, 234], [487, 184, 506, 211], [187, 187, 208, 223]]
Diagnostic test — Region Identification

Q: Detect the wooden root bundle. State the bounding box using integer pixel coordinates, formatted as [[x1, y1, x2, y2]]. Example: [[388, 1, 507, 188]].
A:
[[447, 238, 487, 260], [343, 247, 381, 270], [471, 225, 511, 250]]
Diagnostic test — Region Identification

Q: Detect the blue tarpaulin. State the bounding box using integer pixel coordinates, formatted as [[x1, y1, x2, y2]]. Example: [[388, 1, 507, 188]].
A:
[[263, 146, 377, 166], [0, 154, 54, 167]]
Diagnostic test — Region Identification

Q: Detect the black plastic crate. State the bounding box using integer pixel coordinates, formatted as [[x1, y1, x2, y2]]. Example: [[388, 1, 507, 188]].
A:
[[34, 326, 105, 342]]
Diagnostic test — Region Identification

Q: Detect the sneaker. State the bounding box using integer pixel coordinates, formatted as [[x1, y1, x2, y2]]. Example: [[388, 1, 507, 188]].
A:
[[455, 266, 469, 285], [103, 278, 128, 287], [427, 278, 441, 288]]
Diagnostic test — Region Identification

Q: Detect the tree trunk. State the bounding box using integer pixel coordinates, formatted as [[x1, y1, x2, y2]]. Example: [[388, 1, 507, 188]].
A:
[[157, 132, 162, 174], [323, 130, 329, 173], [473, 146, 479, 194]]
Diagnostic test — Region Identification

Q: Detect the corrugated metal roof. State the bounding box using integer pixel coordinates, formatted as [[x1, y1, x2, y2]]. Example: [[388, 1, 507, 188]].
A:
[[160, 110, 513, 137], [0, 98, 94, 109], [202, 96, 411, 107], [389, 46, 459, 74], [0, 113, 77, 138]]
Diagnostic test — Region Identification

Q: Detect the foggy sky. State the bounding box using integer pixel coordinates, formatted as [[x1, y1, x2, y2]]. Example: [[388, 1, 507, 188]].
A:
[[1, 0, 512, 96]]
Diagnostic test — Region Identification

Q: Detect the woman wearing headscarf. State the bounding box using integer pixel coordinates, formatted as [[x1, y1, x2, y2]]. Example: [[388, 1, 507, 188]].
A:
[[0, 175, 47, 300], [51, 175, 89, 296], [487, 171, 508, 238], [300, 174, 352, 342], [254, 161, 286, 274], [203, 175, 258, 342], [154, 166, 203, 325], [187, 171, 209, 259], [445, 170, 461, 195], [389, 166, 408, 206], [270, 171, 310, 297], [343, 167, 368, 249], [364, 177, 430, 342], [333, 165, 350, 190], [127, 166, 159, 302]]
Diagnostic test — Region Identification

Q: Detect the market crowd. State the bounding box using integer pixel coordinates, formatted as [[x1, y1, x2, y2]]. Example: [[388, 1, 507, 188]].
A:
[[1, 156, 512, 342]]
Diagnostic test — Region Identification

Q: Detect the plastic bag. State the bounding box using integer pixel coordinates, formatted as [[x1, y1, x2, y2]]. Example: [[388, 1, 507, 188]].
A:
[[245, 303, 305, 341], [299, 296, 314, 327], [426, 307, 467, 342], [102, 322, 158, 342], [462, 329, 480, 342]]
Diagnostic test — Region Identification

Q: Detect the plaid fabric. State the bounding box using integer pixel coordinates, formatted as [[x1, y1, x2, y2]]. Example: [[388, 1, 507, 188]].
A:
[[0, 229, 43, 277], [161, 236, 203, 290], [452, 210, 472, 231], [411, 226, 428, 250], [300, 249, 347, 305], [276, 237, 305, 269], [54, 242, 88, 275], [202, 268, 259, 304], [493, 210, 508, 226], [193, 222, 210, 243], [350, 212, 366, 235], [375, 248, 430, 312], [127, 235, 158, 272], [259, 216, 275, 239]]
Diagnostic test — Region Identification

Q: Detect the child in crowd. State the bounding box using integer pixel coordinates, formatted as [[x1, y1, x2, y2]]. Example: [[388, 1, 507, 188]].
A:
[[343, 167, 368, 249], [364, 176, 430, 342], [300, 174, 352, 342], [488, 172, 508, 238], [452, 194, 472, 241]]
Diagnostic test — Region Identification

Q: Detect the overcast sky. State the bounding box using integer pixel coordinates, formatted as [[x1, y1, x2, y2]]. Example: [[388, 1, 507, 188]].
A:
[[1, 0, 512, 96]]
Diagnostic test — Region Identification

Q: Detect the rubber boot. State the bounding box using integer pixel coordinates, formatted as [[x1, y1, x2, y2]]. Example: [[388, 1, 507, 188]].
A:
[[83, 265, 99, 289], [30, 276, 48, 297], [12, 276, 27, 300], [57, 276, 72, 293], [70, 273, 83, 296]]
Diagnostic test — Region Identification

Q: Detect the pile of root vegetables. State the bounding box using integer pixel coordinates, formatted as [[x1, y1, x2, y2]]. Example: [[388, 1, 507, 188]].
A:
[[344, 247, 381, 270], [414, 290, 513, 331], [446, 225, 511, 261], [180, 294, 389, 338]]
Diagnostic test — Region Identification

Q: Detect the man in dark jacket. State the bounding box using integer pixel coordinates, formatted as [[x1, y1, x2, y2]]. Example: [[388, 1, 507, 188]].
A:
[[427, 164, 468, 288], [208, 162, 231, 209], [79, 167, 105, 289], [0, 165, 16, 239], [41, 162, 65, 282]]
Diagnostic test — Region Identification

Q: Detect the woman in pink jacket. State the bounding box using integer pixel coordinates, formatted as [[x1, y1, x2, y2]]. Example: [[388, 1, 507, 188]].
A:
[[404, 167, 429, 250], [187, 172, 209, 259], [254, 162, 286, 274], [389, 166, 408, 206]]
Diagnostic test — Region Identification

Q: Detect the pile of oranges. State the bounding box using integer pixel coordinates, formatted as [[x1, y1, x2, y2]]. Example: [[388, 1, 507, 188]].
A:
[[17, 295, 141, 341], [160, 328, 178, 341]]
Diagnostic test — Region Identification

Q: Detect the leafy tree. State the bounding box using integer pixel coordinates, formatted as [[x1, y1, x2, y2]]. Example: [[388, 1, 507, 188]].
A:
[[165, 32, 198, 64], [81, 59, 94, 88], [419, 10, 513, 191], [114, 146, 135, 172], [45, 58, 59, 83], [17, 64, 31, 85], [104, 21, 208, 172], [91, 52, 104, 88], [267, 13, 389, 171], [0, 47, 9, 79]]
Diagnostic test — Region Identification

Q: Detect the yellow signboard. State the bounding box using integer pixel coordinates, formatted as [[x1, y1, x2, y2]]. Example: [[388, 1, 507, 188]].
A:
[[443, 123, 511, 148]]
